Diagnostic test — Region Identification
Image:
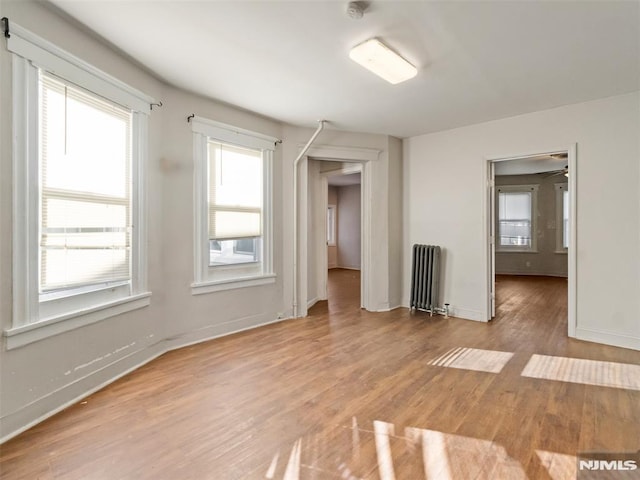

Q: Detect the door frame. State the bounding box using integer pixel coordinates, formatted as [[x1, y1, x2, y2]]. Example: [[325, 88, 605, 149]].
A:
[[483, 144, 577, 337], [296, 144, 378, 317], [319, 164, 363, 301]]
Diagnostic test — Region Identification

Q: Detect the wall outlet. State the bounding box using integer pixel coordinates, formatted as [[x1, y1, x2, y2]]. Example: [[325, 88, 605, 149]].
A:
[[276, 312, 284, 320]]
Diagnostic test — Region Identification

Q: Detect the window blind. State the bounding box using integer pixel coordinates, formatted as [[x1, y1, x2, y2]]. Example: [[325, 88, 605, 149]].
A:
[[208, 142, 262, 240], [498, 191, 532, 246], [40, 73, 132, 291]]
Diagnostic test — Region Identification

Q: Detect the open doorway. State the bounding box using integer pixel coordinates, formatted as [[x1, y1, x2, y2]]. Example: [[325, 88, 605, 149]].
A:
[[325, 170, 362, 312], [486, 146, 577, 337]]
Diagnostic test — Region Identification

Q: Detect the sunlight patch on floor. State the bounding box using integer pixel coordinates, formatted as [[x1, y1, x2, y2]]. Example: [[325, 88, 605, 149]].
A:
[[428, 347, 515, 373], [535, 450, 577, 480], [522, 354, 640, 391]]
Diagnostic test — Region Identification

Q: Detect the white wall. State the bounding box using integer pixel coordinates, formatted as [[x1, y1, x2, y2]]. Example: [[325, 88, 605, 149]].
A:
[[336, 185, 361, 269], [403, 92, 640, 350], [387, 136, 403, 310]]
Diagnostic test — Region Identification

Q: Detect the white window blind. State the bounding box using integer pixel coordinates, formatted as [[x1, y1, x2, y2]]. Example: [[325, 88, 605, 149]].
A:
[[208, 142, 262, 240], [498, 191, 532, 247], [40, 73, 132, 292]]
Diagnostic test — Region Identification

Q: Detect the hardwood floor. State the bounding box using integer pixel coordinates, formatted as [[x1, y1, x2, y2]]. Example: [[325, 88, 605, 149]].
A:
[[1, 272, 639, 479]]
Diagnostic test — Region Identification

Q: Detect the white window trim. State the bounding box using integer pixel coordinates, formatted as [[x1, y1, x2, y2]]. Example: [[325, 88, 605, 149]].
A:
[[496, 184, 539, 253], [555, 183, 569, 254], [190, 116, 277, 294], [5, 23, 153, 349]]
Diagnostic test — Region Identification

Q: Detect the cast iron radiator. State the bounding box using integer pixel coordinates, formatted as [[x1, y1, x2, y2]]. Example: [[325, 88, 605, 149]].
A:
[[409, 244, 441, 312]]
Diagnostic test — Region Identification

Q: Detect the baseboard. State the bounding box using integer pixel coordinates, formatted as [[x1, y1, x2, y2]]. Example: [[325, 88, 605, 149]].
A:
[[575, 327, 640, 351], [164, 313, 291, 352], [400, 301, 485, 322], [376, 304, 405, 312], [0, 342, 165, 444], [496, 271, 568, 278], [335, 266, 361, 271], [449, 307, 486, 322], [1, 312, 292, 444], [306, 297, 319, 309]]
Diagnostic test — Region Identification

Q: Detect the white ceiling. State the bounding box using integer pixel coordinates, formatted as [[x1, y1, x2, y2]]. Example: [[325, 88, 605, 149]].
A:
[[494, 154, 567, 176], [48, 0, 640, 138], [328, 173, 361, 186]]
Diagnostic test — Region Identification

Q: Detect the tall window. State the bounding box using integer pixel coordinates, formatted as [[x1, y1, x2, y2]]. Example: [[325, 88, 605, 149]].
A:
[[40, 74, 132, 295], [496, 185, 538, 251], [208, 142, 262, 266], [8, 23, 152, 348], [192, 117, 277, 293]]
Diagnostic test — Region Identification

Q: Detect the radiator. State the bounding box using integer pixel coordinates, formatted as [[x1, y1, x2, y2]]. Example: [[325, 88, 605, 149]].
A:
[[410, 244, 441, 312]]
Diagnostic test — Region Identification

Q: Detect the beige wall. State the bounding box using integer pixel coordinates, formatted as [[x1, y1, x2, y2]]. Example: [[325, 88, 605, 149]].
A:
[[495, 174, 568, 277], [336, 185, 361, 270], [0, 1, 405, 440]]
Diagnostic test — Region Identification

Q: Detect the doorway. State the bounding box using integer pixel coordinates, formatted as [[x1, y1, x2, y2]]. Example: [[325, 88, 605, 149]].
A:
[[485, 145, 577, 338], [295, 143, 379, 318], [324, 168, 362, 311]]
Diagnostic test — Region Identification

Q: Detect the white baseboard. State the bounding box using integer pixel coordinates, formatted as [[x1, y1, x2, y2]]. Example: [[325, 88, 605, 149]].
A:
[[400, 300, 485, 322], [0, 342, 165, 444], [575, 327, 640, 351], [334, 266, 361, 271], [306, 297, 320, 309], [376, 304, 405, 312], [449, 307, 486, 322], [164, 312, 290, 352], [0, 312, 293, 444], [496, 271, 568, 278]]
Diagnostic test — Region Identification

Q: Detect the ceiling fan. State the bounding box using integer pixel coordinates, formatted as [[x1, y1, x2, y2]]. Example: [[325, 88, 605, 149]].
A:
[[544, 165, 569, 177], [542, 153, 568, 177]]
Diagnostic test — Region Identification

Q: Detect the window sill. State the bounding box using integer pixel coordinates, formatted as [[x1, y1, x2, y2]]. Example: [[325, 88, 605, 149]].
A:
[[4, 293, 152, 350], [191, 274, 276, 295]]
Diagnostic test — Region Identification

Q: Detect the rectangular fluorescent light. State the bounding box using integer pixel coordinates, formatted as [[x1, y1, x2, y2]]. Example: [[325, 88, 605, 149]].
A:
[[349, 38, 417, 84]]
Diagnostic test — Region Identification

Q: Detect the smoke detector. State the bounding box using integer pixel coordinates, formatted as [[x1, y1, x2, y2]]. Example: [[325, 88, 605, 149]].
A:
[[346, 2, 365, 20]]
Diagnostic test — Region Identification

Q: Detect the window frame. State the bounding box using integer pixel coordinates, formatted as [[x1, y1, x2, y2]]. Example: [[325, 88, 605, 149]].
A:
[[555, 183, 569, 253], [191, 116, 277, 295], [5, 23, 153, 349], [495, 184, 539, 253], [327, 204, 337, 247]]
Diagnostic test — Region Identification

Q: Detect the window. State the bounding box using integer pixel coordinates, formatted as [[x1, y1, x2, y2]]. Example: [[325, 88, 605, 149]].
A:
[[555, 184, 569, 252], [496, 185, 538, 252], [7, 23, 153, 348], [191, 116, 277, 293], [327, 205, 337, 246], [40, 74, 132, 296], [208, 142, 262, 266]]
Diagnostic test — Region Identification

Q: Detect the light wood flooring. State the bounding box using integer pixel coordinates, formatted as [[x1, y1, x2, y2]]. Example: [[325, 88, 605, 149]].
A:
[[1, 271, 639, 479]]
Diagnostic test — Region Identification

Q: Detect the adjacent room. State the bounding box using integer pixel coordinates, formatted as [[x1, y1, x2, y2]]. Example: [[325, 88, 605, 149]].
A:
[[1, 1, 639, 479]]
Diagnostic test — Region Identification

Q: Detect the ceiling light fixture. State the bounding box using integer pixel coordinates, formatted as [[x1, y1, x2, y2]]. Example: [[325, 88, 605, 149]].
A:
[[349, 38, 417, 85]]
